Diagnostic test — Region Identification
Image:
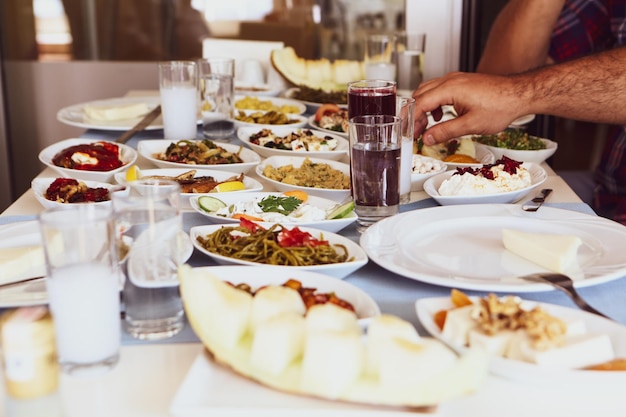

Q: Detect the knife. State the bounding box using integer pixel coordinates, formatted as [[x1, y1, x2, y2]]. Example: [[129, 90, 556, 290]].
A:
[[115, 105, 162, 144], [522, 188, 553, 212]]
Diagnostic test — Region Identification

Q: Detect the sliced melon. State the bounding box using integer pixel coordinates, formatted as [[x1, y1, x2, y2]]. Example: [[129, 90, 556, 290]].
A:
[[271, 47, 365, 91], [178, 264, 488, 407]]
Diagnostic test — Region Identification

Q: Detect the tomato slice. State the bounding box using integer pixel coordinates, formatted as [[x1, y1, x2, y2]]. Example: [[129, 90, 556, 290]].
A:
[[238, 217, 265, 233], [277, 227, 329, 247], [314, 103, 341, 123]]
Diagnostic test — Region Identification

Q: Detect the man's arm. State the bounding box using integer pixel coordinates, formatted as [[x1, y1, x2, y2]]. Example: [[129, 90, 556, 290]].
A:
[[413, 47, 626, 145], [476, 0, 565, 74]]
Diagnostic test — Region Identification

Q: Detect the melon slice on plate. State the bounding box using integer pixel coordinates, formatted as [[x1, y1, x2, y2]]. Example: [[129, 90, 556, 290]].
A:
[[179, 264, 488, 408], [271, 47, 365, 91]]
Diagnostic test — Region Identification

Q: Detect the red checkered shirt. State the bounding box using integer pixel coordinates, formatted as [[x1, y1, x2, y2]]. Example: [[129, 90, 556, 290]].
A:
[[549, 0, 626, 224]]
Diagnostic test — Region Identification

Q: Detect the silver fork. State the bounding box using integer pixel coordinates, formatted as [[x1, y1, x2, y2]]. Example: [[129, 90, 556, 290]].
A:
[[520, 273, 611, 319]]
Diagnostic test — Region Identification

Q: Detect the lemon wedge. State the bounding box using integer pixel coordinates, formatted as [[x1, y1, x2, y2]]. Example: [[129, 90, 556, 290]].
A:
[[125, 166, 142, 182], [212, 181, 245, 193]]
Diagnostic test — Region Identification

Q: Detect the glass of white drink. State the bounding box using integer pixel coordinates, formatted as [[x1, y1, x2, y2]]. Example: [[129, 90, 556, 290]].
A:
[[39, 205, 121, 376], [159, 61, 198, 140]]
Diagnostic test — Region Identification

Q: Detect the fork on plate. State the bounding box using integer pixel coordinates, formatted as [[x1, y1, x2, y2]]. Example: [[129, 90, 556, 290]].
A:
[[519, 272, 611, 319]]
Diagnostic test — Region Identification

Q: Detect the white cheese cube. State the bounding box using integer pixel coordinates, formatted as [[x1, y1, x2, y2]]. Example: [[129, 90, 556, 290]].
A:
[[365, 314, 420, 376], [468, 329, 515, 356], [506, 331, 614, 369], [441, 305, 476, 347], [300, 329, 364, 398], [250, 311, 305, 376], [502, 229, 583, 274], [378, 337, 457, 389], [0, 246, 46, 285], [250, 285, 306, 330]]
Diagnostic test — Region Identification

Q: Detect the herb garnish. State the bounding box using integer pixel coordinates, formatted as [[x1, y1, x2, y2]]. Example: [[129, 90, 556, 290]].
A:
[[257, 195, 303, 215]]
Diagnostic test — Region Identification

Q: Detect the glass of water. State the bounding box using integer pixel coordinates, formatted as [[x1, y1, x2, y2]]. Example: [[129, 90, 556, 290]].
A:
[[198, 57, 235, 141], [111, 179, 186, 340]]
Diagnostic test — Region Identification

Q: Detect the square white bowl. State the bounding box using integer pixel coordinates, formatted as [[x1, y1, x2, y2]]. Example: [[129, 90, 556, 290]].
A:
[[190, 224, 368, 279], [188, 191, 357, 233], [474, 138, 558, 164], [237, 125, 349, 161], [38, 138, 137, 183], [256, 155, 351, 201], [137, 139, 261, 174], [32, 177, 129, 209]]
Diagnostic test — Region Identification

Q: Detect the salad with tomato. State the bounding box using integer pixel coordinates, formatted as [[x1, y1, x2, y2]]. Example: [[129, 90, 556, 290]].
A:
[[313, 104, 348, 134]]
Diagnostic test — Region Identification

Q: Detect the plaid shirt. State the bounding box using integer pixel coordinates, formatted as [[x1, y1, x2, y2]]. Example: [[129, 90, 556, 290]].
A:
[[549, 0, 626, 224]]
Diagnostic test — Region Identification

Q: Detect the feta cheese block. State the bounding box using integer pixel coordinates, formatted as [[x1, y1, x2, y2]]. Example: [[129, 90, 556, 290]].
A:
[[502, 229, 583, 274], [0, 245, 46, 285], [83, 102, 150, 121], [505, 331, 614, 369], [441, 305, 476, 347], [468, 329, 515, 356]]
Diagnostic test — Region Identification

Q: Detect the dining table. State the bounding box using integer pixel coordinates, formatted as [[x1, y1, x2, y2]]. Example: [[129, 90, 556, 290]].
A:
[[1, 94, 625, 416]]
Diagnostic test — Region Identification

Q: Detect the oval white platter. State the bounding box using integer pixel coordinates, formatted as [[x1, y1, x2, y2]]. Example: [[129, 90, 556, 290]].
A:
[[416, 296, 626, 386]]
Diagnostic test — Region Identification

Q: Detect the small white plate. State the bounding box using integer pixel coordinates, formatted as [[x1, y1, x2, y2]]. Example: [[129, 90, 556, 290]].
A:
[[234, 95, 306, 115], [474, 138, 558, 165], [423, 163, 547, 205], [234, 83, 282, 97], [306, 115, 348, 138], [38, 138, 137, 183], [189, 224, 367, 279], [416, 296, 626, 386], [189, 192, 357, 233], [113, 168, 263, 209], [410, 155, 448, 192], [237, 125, 349, 161], [32, 177, 129, 210], [137, 139, 261, 174], [233, 111, 308, 130], [256, 155, 351, 201]]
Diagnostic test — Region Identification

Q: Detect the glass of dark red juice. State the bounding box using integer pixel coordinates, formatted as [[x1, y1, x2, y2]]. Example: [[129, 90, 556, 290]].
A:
[[347, 80, 397, 119], [348, 114, 402, 228]]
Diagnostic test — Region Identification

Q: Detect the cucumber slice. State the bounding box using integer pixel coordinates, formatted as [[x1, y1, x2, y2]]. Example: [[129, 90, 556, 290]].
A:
[[198, 196, 227, 213], [326, 200, 355, 219]]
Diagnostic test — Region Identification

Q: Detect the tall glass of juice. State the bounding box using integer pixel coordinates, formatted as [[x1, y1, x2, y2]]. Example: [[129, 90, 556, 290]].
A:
[[347, 80, 397, 119], [348, 114, 402, 228]]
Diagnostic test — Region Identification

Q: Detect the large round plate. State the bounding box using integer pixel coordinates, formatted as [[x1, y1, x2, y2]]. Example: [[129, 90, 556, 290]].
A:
[[234, 95, 306, 115], [256, 155, 351, 201], [416, 296, 626, 386], [359, 204, 626, 292], [423, 163, 547, 205], [306, 115, 348, 138], [190, 224, 367, 279], [38, 138, 137, 183], [188, 191, 357, 233], [237, 125, 349, 161], [57, 96, 163, 130], [137, 139, 261, 174], [186, 265, 380, 321]]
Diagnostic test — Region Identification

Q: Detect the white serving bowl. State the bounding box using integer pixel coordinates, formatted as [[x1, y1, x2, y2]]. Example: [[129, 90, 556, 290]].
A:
[[38, 138, 137, 183], [234, 83, 282, 97], [189, 191, 357, 233], [137, 139, 261, 174], [232, 110, 308, 130], [32, 177, 129, 209], [410, 155, 448, 192], [184, 265, 380, 321], [256, 155, 351, 201], [423, 162, 547, 205], [237, 125, 349, 161], [234, 95, 307, 115], [113, 168, 263, 209], [474, 138, 558, 164], [189, 224, 368, 279]]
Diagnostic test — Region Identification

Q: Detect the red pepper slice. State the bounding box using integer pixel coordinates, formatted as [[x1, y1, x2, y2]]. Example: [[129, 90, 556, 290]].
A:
[[277, 227, 328, 247], [238, 217, 265, 233]]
